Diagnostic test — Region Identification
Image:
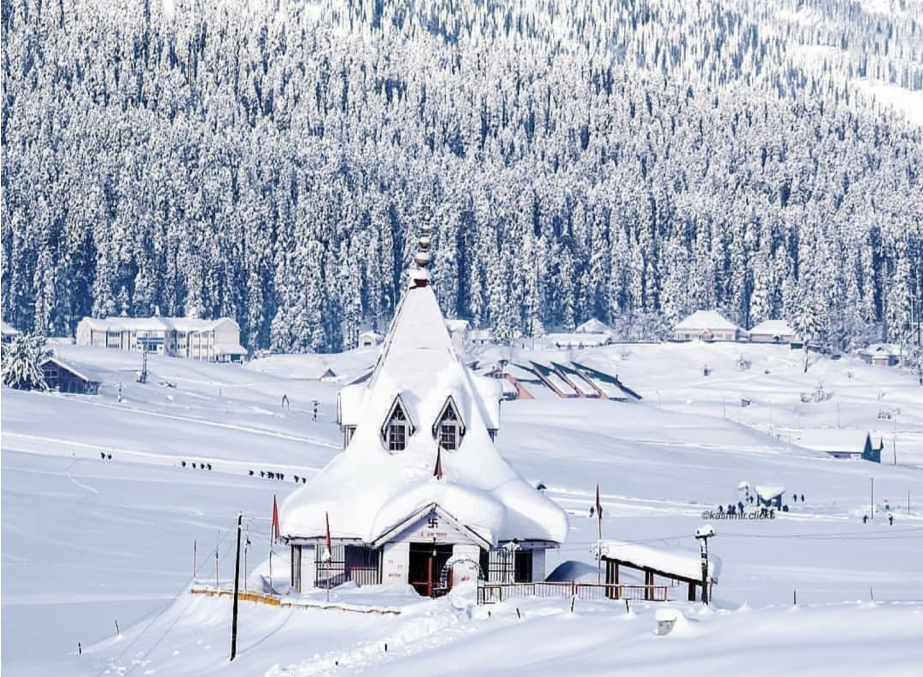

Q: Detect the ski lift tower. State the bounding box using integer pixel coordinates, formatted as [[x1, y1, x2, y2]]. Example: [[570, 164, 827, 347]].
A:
[[136, 346, 148, 384], [695, 524, 715, 605]]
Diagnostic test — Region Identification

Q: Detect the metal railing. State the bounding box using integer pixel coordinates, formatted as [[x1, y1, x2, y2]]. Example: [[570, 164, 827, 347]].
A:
[[477, 581, 669, 604]]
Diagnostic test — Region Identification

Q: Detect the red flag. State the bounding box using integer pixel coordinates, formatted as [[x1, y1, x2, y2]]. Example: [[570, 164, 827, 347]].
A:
[[433, 446, 444, 481], [271, 495, 280, 541], [595, 484, 603, 520], [325, 511, 332, 556]]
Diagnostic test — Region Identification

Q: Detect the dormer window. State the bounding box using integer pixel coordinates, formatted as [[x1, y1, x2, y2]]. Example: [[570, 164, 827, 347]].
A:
[[382, 397, 414, 452], [434, 397, 465, 451]]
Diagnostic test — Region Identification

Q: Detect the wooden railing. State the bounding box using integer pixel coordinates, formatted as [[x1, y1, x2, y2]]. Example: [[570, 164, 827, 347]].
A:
[[477, 581, 669, 605], [190, 585, 400, 615]]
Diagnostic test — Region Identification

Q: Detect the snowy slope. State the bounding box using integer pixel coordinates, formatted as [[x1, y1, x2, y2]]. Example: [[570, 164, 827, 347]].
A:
[[3, 341, 923, 674]]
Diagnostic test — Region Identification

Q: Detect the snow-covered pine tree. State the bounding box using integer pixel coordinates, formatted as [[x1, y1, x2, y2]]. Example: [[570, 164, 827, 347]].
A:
[[1, 333, 48, 391]]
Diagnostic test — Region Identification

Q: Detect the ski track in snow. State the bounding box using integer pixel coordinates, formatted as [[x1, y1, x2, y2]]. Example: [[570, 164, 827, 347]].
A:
[[270, 600, 487, 677], [57, 395, 341, 449], [2, 433, 324, 478], [64, 458, 100, 496]]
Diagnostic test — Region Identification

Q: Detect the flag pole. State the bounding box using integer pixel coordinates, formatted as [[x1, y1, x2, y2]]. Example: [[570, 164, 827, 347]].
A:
[[325, 511, 332, 603], [269, 495, 280, 595], [595, 484, 603, 584]]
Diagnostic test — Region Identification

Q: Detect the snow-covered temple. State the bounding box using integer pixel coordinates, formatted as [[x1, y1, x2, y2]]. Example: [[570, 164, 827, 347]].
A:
[[281, 219, 568, 596]]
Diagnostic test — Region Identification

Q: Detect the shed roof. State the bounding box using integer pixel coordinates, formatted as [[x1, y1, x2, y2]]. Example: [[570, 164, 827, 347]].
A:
[[40, 356, 103, 384], [600, 540, 718, 583]]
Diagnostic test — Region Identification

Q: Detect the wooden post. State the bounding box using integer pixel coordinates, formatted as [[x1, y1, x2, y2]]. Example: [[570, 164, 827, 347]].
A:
[[193, 539, 197, 582], [215, 547, 219, 590], [115, 620, 120, 636], [230, 512, 242, 662]]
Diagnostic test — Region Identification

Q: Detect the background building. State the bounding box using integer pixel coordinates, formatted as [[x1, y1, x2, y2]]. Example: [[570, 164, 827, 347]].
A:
[[75, 317, 246, 362], [673, 310, 745, 342]]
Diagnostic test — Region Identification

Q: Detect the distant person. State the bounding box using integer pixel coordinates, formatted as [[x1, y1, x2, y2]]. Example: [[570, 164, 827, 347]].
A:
[[738, 501, 745, 514], [800, 494, 805, 503], [589, 506, 595, 518], [793, 493, 798, 503], [863, 515, 868, 524], [889, 514, 894, 526]]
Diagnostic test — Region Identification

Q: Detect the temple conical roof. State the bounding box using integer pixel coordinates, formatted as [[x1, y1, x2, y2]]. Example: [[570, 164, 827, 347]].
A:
[[281, 224, 568, 546]]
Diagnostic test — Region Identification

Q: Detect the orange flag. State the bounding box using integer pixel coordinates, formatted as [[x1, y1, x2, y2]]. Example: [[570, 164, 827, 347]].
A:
[[434, 446, 444, 480], [271, 495, 280, 541]]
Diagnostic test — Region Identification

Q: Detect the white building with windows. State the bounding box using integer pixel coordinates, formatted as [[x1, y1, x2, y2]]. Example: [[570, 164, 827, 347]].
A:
[[749, 319, 798, 344], [75, 316, 246, 362], [673, 310, 745, 342], [281, 221, 568, 597], [357, 330, 384, 349]]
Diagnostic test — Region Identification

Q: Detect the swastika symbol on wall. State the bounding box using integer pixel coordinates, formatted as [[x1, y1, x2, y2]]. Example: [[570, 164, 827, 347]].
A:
[[428, 517, 439, 529]]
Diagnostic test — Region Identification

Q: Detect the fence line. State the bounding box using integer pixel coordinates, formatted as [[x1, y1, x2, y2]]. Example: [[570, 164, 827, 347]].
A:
[[477, 581, 670, 604], [190, 585, 401, 615]]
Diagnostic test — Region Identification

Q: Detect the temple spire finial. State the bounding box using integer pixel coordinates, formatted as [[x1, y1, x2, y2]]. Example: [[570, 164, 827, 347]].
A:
[[410, 212, 433, 288]]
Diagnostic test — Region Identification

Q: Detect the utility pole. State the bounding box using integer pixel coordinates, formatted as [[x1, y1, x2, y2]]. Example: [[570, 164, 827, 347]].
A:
[[230, 512, 242, 662], [893, 412, 898, 466], [870, 477, 875, 521], [244, 526, 250, 593]]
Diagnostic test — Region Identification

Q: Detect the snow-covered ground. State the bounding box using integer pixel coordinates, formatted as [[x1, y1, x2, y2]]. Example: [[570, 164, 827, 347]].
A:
[[3, 341, 923, 675]]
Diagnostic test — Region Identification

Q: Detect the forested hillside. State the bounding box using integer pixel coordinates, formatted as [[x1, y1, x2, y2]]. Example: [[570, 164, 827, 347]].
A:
[[2, 0, 922, 352]]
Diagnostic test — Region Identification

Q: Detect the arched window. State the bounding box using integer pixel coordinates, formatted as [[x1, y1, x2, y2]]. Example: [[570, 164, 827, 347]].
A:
[[434, 397, 465, 451], [382, 397, 414, 452]]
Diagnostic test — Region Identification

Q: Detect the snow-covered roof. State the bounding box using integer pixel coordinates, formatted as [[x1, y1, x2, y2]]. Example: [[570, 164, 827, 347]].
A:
[[41, 356, 103, 384], [78, 316, 239, 333], [575, 318, 612, 334], [282, 282, 567, 546], [599, 540, 718, 582], [215, 343, 248, 356], [445, 319, 470, 332], [749, 319, 795, 336], [674, 310, 741, 332], [755, 485, 786, 501], [546, 333, 611, 347], [1, 320, 21, 336], [862, 343, 901, 357]]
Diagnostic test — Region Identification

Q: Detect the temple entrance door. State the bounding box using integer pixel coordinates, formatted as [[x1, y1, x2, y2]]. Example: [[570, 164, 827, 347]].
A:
[[408, 543, 453, 597]]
